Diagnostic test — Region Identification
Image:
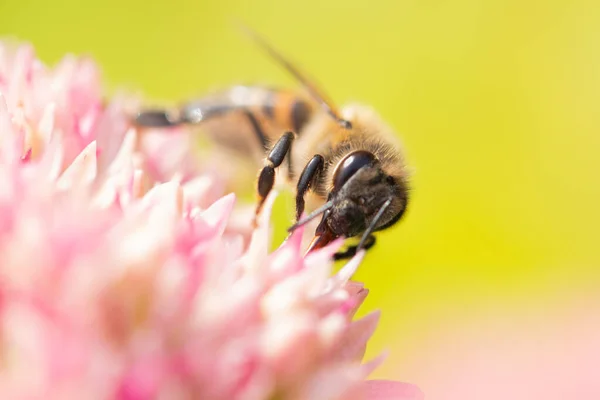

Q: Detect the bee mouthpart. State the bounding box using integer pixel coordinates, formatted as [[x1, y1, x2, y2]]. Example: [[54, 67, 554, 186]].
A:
[[305, 228, 336, 255]]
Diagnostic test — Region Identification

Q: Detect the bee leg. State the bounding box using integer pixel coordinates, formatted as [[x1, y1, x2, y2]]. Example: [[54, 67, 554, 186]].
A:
[[287, 148, 295, 181], [333, 235, 376, 261], [254, 131, 296, 225], [243, 110, 270, 152], [295, 154, 325, 222]]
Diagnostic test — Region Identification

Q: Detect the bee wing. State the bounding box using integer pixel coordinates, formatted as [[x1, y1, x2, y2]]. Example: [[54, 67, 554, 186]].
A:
[[134, 92, 236, 127], [136, 86, 283, 161], [179, 86, 268, 124]]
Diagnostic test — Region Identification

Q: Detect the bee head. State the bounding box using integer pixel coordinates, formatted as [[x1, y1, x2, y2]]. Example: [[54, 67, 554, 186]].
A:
[[321, 151, 408, 238]]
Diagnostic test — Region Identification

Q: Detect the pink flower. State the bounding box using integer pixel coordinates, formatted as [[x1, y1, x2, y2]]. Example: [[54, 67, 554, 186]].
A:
[[406, 298, 600, 400], [0, 41, 422, 400]]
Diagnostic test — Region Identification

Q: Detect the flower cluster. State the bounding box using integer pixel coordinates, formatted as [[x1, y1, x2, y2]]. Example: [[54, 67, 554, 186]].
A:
[[0, 42, 422, 399]]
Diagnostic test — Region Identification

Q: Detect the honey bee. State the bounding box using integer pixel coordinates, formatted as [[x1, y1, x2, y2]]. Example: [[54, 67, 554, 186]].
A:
[[134, 28, 410, 260]]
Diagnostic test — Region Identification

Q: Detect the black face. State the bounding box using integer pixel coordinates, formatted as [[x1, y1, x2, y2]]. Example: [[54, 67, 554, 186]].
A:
[[317, 151, 408, 239]]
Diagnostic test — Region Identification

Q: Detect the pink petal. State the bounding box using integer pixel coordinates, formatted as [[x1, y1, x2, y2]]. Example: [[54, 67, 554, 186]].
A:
[[98, 127, 136, 182], [95, 101, 129, 173], [343, 286, 370, 319], [262, 311, 319, 384], [0, 100, 25, 165], [115, 358, 165, 400], [38, 126, 65, 180], [334, 250, 366, 284], [345, 281, 366, 296], [37, 102, 55, 142], [199, 192, 235, 236], [20, 147, 32, 162], [361, 351, 389, 377], [0, 92, 12, 137], [278, 223, 305, 252], [243, 190, 278, 272], [365, 380, 424, 400], [56, 140, 97, 190], [313, 291, 350, 317], [77, 101, 101, 139], [142, 181, 182, 209], [334, 311, 381, 362], [8, 44, 34, 106], [182, 175, 217, 210], [301, 365, 364, 400], [267, 227, 305, 280]]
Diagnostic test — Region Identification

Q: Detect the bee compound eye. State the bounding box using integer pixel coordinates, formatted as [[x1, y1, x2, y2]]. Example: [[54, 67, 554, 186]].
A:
[[332, 151, 377, 191]]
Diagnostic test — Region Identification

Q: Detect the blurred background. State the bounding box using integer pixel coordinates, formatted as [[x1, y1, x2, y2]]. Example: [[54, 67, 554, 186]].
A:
[[2, 0, 600, 397]]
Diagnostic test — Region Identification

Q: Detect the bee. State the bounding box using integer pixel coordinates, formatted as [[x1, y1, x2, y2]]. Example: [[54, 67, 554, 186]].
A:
[[134, 28, 410, 260]]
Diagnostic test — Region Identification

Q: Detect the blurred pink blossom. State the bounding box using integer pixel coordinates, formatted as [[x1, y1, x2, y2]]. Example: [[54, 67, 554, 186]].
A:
[[406, 298, 600, 400], [0, 42, 422, 399]]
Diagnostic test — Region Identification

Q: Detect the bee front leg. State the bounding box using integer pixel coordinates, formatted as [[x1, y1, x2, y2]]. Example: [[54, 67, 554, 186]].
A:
[[295, 154, 325, 222], [254, 131, 296, 226], [333, 235, 376, 260]]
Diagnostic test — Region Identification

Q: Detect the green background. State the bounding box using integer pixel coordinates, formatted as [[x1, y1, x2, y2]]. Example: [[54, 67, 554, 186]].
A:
[[2, 0, 600, 391]]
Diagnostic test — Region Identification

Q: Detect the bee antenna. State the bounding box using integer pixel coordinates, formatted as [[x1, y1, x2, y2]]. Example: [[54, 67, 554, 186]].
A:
[[287, 200, 335, 232], [238, 23, 352, 129], [357, 197, 393, 250]]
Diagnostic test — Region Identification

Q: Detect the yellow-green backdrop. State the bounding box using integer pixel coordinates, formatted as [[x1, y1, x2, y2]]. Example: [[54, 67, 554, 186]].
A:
[[2, 0, 599, 392]]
